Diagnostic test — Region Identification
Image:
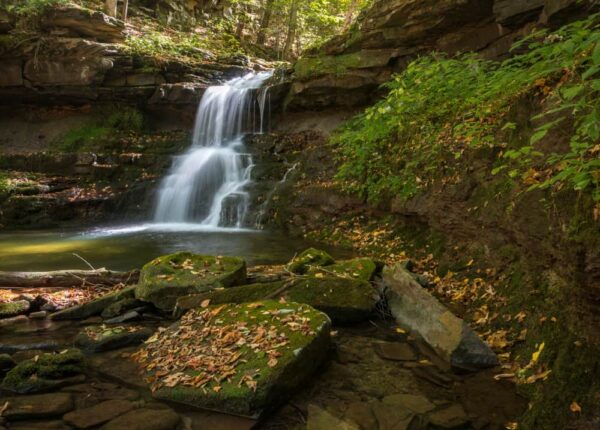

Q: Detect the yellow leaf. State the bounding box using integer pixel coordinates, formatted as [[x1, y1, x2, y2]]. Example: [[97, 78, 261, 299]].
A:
[[200, 299, 211, 308], [532, 342, 545, 364], [466, 259, 474, 267], [314, 273, 324, 278], [570, 401, 582, 413], [395, 327, 407, 334]]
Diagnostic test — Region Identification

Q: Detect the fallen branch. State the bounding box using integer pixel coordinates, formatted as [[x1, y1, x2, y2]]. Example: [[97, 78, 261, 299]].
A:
[[0, 269, 139, 289]]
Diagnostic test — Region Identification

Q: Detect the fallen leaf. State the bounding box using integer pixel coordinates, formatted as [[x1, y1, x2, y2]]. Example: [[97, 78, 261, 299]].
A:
[[201, 299, 211, 308], [570, 401, 582, 413]]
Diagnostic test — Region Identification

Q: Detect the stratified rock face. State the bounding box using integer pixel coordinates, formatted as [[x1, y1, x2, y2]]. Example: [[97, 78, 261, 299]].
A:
[[382, 263, 498, 369], [0, 5, 251, 107], [288, 0, 585, 110], [134, 252, 247, 311], [132, 301, 331, 418], [42, 7, 126, 43]]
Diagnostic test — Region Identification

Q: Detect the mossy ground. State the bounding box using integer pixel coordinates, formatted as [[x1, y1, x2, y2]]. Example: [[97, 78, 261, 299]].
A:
[[286, 248, 335, 274], [307, 257, 379, 281]]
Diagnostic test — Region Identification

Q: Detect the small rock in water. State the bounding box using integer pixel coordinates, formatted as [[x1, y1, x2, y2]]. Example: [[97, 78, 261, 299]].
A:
[[29, 310, 48, 319], [428, 403, 469, 429], [307, 405, 359, 430], [63, 399, 135, 429], [2, 392, 74, 420], [104, 310, 140, 324], [0, 353, 16, 375], [75, 325, 152, 353], [374, 342, 417, 362], [101, 408, 181, 430]]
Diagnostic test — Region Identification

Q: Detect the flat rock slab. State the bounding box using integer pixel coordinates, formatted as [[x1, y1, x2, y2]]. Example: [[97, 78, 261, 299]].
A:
[[3, 392, 74, 420], [287, 248, 335, 274], [132, 301, 331, 417], [101, 408, 181, 430], [428, 403, 469, 429], [9, 421, 71, 430], [176, 275, 376, 324], [307, 404, 359, 430], [63, 399, 135, 429], [75, 325, 152, 353], [382, 264, 498, 369], [374, 342, 417, 361], [135, 252, 247, 311]]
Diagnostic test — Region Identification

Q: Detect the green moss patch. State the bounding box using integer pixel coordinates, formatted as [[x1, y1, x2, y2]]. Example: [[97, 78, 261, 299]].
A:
[[176, 275, 376, 324], [286, 248, 335, 275], [132, 301, 330, 417], [307, 257, 379, 281], [0, 300, 30, 318], [1, 349, 85, 394], [135, 252, 247, 311]]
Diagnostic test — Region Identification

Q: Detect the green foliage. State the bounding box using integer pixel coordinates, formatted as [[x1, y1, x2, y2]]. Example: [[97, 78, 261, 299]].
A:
[[53, 106, 144, 152], [4, 0, 71, 17], [332, 15, 600, 203]]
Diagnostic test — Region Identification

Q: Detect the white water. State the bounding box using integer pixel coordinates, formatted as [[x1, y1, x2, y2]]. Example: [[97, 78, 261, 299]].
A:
[[154, 71, 272, 228]]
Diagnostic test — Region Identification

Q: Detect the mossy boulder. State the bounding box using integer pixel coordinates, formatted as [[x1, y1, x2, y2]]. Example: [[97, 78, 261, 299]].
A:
[[176, 275, 376, 324], [75, 325, 153, 353], [307, 257, 379, 281], [135, 253, 247, 312], [0, 300, 30, 318], [286, 248, 335, 274], [132, 301, 331, 417], [0, 352, 16, 376], [1, 349, 85, 394], [50, 286, 136, 321]]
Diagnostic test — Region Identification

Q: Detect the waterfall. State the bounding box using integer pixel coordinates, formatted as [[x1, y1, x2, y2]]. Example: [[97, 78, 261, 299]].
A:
[[153, 71, 272, 228]]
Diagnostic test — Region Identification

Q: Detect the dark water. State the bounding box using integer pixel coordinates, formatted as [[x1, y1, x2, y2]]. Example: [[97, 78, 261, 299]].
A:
[[0, 223, 350, 272]]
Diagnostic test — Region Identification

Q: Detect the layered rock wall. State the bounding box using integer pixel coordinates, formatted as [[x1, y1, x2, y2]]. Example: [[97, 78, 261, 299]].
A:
[[288, 0, 591, 110]]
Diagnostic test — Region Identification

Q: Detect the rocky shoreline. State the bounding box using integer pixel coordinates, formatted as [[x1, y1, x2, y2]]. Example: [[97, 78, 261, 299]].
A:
[[0, 249, 524, 429]]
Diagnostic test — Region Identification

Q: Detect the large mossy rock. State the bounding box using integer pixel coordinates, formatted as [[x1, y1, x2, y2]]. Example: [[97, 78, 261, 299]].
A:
[[75, 325, 153, 353], [176, 275, 376, 324], [1, 349, 85, 394], [135, 253, 247, 311], [132, 301, 331, 417], [307, 258, 379, 281], [286, 248, 335, 274], [50, 286, 136, 321]]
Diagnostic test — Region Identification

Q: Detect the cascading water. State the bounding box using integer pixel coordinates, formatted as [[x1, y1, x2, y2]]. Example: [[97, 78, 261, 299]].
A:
[[153, 71, 272, 229]]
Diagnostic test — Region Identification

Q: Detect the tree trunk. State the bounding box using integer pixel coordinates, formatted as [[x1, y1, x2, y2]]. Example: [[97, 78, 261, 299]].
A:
[[0, 269, 139, 289], [283, 0, 299, 60], [105, 0, 118, 17], [256, 0, 275, 46], [121, 0, 129, 22]]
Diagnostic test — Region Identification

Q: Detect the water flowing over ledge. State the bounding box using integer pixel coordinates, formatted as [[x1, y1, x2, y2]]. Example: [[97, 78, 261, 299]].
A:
[[153, 71, 273, 229]]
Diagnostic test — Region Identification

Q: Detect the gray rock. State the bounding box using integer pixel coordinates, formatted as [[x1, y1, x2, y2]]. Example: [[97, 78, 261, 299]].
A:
[[382, 394, 435, 414], [101, 298, 146, 318], [382, 264, 498, 369], [7, 421, 70, 430], [0, 315, 28, 326], [63, 399, 135, 429], [101, 408, 181, 430], [374, 342, 417, 361], [307, 405, 359, 430], [42, 7, 126, 43], [104, 310, 141, 324], [371, 401, 414, 430], [428, 403, 469, 429], [3, 392, 74, 420], [29, 311, 48, 319]]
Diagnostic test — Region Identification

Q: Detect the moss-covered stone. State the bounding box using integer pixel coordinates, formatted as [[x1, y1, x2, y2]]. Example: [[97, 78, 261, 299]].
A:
[[286, 248, 335, 275], [75, 325, 153, 353], [135, 301, 330, 418], [176, 275, 376, 324], [307, 258, 379, 281], [135, 252, 247, 312], [294, 50, 394, 81], [50, 286, 136, 321], [1, 349, 85, 394], [0, 300, 30, 318], [0, 353, 16, 376]]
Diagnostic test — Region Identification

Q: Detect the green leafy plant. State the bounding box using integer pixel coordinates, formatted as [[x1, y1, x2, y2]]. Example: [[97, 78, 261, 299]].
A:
[[332, 15, 600, 203]]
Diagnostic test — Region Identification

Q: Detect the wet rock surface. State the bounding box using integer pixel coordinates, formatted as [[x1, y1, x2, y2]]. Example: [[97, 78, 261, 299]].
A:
[[75, 325, 153, 353], [3, 392, 74, 420]]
